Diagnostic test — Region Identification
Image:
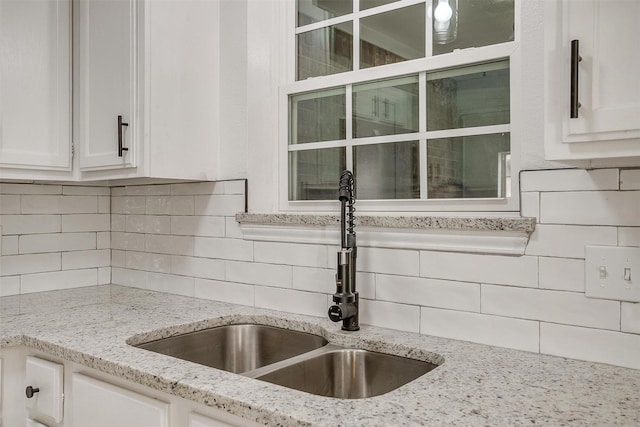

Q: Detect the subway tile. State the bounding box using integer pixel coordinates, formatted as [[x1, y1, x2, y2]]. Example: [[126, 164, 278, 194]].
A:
[[520, 192, 539, 220], [171, 182, 224, 195], [358, 247, 420, 276], [125, 215, 171, 234], [111, 196, 146, 214], [520, 169, 619, 192], [0, 183, 61, 195], [226, 261, 292, 288], [0, 276, 20, 296], [171, 256, 225, 280], [538, 257, 585, 292], [111, 187, 127, 196], [0, 215, 60, 234], [146, 196, 194, 215], [62, 249, 111, 270], [195, 278, 254, 306], [540, 191, 640, 226], [1, 236, 18, 255], [19, 233, 96, 254], [621, 302, 640, 334], [21, 269, 97, 294], [111, 250, 126, 268], [98, 267, 111, 285], [254, 242, 325, 267], [0, 195, 20, 214], [540, 323, 640, 370], [254, 286, 326, 317], [225, 217, 243, 238], [111, 215, 125, 232], [377, 274, 480, 312], [420, 251, 538, 287], [359, 299, 420, 333], [62, 214, 110, 232], [620, 169, 640, 190], [171, 216, 225, 237], [223, 180, 246, 195], [420, 307, 539, 353], [525, 224, 617, 258], [292, 266, 335, 293], [62, 186, 110, 196], [111, 232, 145, 251], [146, 272, 195, 297], [97, 232, 110, 250], [22, 195, 98, 214], [619, 227, 640, 247], [98, 196, 110, 214], [118, 185, 171, 196], [111, 267, 147, 289], [145, 234, 194, 256], [482, 285, 620, 330], [195, 237, 253, 261], [126, 252, 171, 273], [356, 272, 375, 299], [194, 194, 245, 216]]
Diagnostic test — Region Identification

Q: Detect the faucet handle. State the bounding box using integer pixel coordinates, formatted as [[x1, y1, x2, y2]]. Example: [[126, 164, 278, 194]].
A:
[[328, 305, 344, 322]]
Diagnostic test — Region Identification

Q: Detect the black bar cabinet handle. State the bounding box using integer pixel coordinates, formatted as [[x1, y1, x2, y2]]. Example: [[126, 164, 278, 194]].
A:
[[570, 39, 582, 119], [118, 115, 129, 157]]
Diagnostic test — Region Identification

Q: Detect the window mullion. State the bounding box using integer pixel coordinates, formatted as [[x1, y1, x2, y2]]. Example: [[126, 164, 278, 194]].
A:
[[419, 71, 428, 199], [346, 83, 354, 170]]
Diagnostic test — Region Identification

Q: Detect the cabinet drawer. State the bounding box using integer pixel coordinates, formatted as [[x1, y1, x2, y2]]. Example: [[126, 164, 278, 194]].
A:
[[25, 356, 64, 423]]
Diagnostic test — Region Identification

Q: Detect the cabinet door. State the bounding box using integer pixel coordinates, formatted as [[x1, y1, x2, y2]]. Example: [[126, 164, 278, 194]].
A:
[[189, 412, 237, 427], [566, 0, 640, 142], [0, 0, 71, 170], [71, 373, 169, 427], [77, 0, 137, 171]]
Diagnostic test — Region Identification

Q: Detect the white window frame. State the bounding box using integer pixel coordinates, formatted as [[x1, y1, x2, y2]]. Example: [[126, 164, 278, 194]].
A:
[[278, 0, 523, 213]]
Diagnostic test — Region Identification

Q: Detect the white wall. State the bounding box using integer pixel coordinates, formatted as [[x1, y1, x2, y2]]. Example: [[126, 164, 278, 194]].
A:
[[0, 183, 111, 295]]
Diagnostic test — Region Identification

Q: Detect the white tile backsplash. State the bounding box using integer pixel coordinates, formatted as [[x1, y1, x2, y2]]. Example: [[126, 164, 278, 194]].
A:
[[3, 169, 640, 370]]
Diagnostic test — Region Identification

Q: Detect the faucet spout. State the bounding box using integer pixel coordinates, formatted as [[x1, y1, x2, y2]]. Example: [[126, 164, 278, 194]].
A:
[[328, 170, 359, 331]]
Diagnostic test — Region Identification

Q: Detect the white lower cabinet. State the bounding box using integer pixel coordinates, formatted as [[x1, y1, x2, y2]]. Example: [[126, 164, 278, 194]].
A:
[[189, 412, 237, 427], [25, 357, 64, 424], [70, 373, 169, 427]]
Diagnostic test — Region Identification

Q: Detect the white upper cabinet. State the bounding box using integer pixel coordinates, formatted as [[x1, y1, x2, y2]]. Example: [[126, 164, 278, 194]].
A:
[[544, 0, 640, 160], [0, 0, 72, 171], [77, 0, 137, 171]]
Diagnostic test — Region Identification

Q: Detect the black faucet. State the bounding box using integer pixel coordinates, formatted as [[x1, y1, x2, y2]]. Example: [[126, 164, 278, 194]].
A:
[[328, 170, 360, 331]]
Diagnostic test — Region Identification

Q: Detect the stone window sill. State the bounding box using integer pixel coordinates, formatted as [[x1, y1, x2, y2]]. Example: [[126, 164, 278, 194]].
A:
[[237, 213, 536, 256]]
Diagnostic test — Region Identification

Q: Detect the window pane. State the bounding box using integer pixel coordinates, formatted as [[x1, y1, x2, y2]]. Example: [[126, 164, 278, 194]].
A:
[[297, 0, 352, 26], [427, 61, 509, 131], [290, 88, 346, 145], [289, 148, 346, 200], [297, 22, 353, 80], [360, 3, 425, 69], [353, 75, 419, 138], [432, 0, 514, 55], [360, 0, 399, 11], [427, 133, 510, 199], [354, 141, 419, 199]]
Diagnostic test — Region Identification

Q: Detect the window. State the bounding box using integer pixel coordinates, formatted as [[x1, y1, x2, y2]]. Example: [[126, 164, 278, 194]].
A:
[[283, 0, 519, 211]]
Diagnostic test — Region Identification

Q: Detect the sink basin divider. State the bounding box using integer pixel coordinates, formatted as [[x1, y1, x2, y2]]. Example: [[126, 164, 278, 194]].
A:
[[241, 343, 343, 379]]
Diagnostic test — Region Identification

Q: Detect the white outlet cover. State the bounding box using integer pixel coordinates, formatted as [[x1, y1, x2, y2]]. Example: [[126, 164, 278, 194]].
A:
[[585, 245, 640, 302]]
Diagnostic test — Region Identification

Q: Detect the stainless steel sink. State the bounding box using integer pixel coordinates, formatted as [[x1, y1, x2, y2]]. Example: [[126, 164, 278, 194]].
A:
[[135, 324, 328, 373], [250, 344, 439, 399]]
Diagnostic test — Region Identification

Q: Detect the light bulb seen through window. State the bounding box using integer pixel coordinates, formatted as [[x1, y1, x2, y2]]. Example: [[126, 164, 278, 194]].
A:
[[433, 0, 457, 45]]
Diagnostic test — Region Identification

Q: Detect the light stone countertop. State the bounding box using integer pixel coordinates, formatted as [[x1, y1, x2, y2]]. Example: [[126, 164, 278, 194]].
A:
[[1, 285, 638, 426]]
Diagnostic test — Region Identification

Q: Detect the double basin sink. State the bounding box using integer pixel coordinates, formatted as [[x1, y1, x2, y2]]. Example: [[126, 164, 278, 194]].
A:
[[134, 324, 440, 399]]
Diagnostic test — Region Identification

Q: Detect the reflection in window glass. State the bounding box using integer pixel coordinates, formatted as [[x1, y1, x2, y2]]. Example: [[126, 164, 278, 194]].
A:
[[297, 22, 353, 80], [427, 61, 509, 131], [297, 0, 352, 26], [353, 75, 419, 138], [290, 88, 346, 145], [432, 0, 514, 55], [360, 3, 425, 69], [427, 133, 510, 199], [354, 142, 419, 199], [360, 0, 400, 11], [289, 148, 346, 200]]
